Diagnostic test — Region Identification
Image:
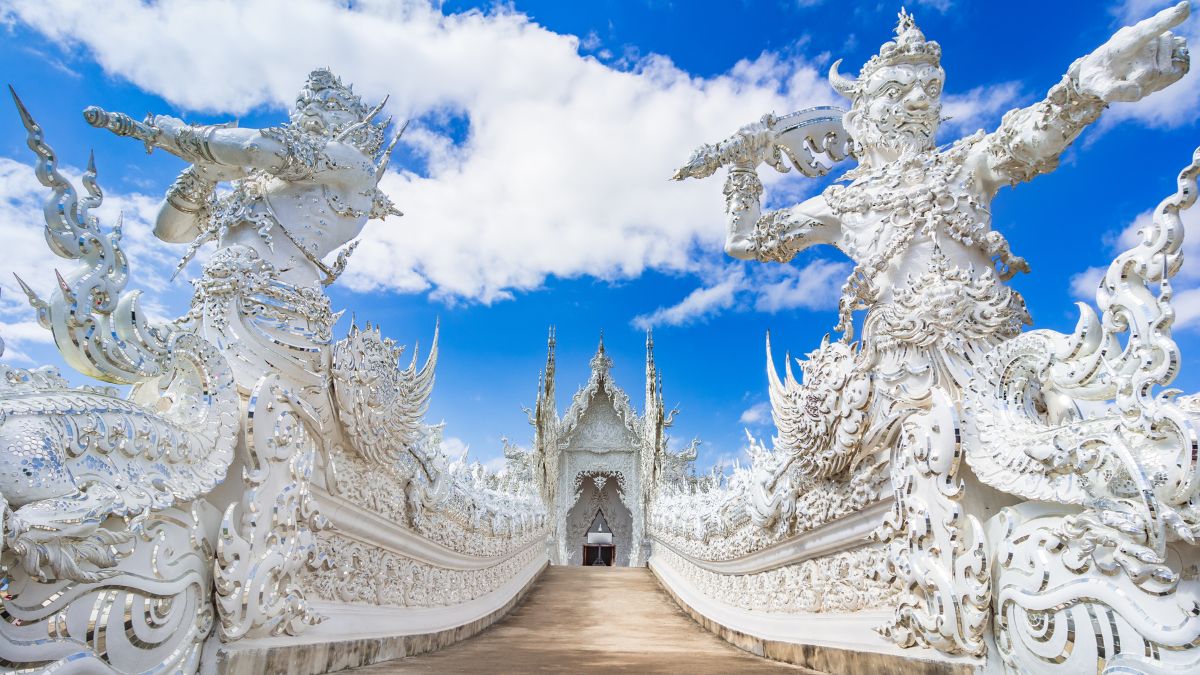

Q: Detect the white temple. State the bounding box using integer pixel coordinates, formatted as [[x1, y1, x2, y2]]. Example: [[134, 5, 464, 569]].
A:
[[512, 330, 697, 567]]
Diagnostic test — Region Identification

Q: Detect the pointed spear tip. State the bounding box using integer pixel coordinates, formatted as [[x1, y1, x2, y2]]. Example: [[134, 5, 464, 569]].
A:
[[12, 273, 42, 305], [8, 84, 35, 126]]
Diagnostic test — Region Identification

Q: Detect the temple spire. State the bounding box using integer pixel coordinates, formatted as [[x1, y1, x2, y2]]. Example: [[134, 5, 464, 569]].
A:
[[645, 329, 659, 415], [589, 329, 613, 377], [542, 325, 556, 412]]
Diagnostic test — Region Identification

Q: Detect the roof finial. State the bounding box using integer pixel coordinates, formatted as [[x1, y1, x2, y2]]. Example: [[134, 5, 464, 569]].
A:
[[590, 330, 613, 375]]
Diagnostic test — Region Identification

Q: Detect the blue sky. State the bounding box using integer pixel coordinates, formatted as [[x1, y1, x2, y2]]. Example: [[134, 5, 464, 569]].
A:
[[2, 0, 1199, 471]]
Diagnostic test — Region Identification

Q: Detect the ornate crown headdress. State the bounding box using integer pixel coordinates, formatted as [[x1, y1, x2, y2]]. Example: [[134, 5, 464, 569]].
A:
[[293, 68, 391, 156], [829, 8, 942, 99], [296, 68, 368, 117]]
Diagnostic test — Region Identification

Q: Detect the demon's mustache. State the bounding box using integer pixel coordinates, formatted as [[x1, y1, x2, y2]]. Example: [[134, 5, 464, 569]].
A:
[[875, 105, 940, 134], [855, 104, 941, 154]]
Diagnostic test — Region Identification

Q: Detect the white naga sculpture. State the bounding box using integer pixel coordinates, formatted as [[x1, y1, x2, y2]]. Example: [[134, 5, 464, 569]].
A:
[[668, 3, 1200, 671], [0, 70, 544, 672]]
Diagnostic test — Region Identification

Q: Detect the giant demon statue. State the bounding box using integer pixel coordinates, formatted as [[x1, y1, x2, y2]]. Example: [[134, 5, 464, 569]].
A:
[[672, 4, 1200, 669]]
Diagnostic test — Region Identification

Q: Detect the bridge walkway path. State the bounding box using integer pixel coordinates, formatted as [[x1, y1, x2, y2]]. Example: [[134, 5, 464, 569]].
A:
[[352, 565, 812, 673]]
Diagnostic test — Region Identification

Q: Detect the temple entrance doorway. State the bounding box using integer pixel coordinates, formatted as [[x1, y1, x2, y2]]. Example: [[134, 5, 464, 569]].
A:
[[583, 510, 615, 565], [564, 472, 632, 566]]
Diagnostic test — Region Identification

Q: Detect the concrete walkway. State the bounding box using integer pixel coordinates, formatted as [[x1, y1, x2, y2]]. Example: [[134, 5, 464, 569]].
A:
[[352, 565, 811, 674]]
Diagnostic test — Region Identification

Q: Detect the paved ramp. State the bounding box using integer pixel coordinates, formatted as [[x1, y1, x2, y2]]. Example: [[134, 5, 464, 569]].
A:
[[354, 565, 808, 673]]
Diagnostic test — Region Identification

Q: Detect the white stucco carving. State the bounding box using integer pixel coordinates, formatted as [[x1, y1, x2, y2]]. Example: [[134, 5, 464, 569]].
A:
[[659, 4, 1200, 672], [0, 71, 546, 672]]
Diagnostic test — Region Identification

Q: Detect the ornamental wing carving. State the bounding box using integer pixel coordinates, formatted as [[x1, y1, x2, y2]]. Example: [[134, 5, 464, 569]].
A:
[[964, 146, 1200, 550], [765, 333, 873, 480], [332, 320, 438, 467]]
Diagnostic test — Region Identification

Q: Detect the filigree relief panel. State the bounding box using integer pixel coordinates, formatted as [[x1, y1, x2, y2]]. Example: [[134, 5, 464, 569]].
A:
[[300, 531, 543, 608], [653, 544, 897, 614]]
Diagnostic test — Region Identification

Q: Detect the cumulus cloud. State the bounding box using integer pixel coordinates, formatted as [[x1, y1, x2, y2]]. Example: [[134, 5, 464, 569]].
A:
[[752, 259, 851, 313], [738, 400, 771, 425], [2, 0, 846, 304], [440, 434, 469, 458], [1069, 265, 1107, 302], [631, 266, 745, 329], [632, 258, 849, 329], [2, 0, 1052, 321], [940, 81, 1024, 138]]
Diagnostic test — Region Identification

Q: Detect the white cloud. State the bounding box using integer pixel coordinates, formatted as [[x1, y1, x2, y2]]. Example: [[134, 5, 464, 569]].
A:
[[631, 257, 849, 329], [482, 455, 507, 474], [2, 0, 843, 305], [631, 266, 744, 329], [738, 400, 771, 425], [2, 0, 1055, 320], [1069, 265, 1106, 302], [441, 434, 469, 457], [752, 259, 850, 313], [0, 319, 51, 363], [911, 0, 954, 13], [793, 0, 952, 11], [940, 81, 1023, 138]]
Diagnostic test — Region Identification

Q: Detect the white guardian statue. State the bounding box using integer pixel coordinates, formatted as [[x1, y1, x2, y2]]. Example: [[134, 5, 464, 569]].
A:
[[666, 4, 1200, 672]]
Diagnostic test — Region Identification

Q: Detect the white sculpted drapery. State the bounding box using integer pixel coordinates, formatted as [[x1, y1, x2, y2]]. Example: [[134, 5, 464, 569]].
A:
[[660, 4, 1200, 673]]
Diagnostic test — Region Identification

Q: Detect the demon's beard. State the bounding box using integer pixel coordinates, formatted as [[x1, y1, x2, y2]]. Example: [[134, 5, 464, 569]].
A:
[[849, 102, 941, 162]]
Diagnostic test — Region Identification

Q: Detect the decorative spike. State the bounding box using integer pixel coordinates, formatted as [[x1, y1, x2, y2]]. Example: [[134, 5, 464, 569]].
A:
[[366, 95, 388, 123], [8, 85, 38, 131], [54, 269, 72, 297], [12, 273, 46, 309], [374, 120, 409, 181], [333, 97, 389, 142], [765, 332, 786, 395]]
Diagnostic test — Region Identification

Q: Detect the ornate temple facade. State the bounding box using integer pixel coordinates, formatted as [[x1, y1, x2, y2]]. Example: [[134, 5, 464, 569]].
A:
[[513, 331, 696, 567]]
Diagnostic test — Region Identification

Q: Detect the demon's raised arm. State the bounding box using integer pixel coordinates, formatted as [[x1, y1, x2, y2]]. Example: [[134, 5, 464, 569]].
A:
[[974, 1, 1189, 194]]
